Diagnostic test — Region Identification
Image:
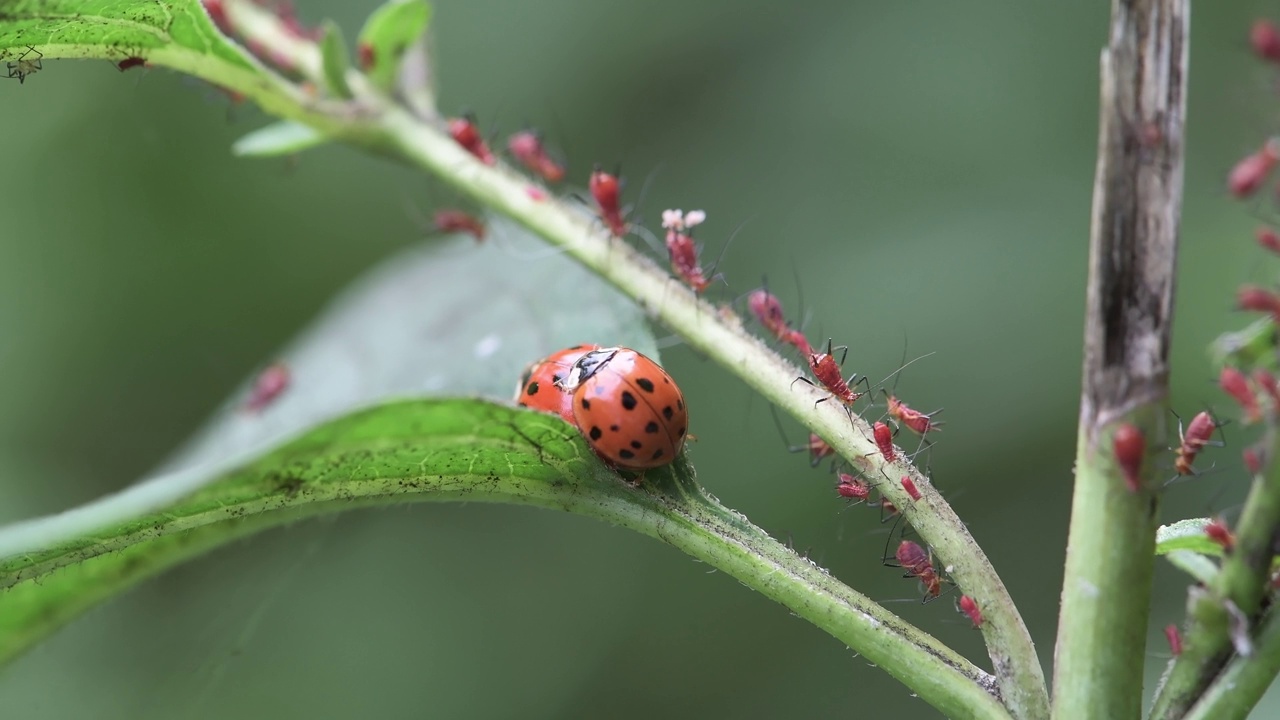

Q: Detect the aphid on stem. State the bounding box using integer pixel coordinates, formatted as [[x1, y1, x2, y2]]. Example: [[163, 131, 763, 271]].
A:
[[1205, 518, 1236, 552], [447, 115, 496, 165], [767, 404, 834, 468], [1227, 139, 1280, 198], [1112, 423, 1145, 493], [836, 473, 871, 506], [661, 209, 714, 293], [900, 476, 921, 501], [508, 130, 566, 183], [794, 339, 869, 412], [1253, 369, 1280, 412], [1244, 445, 1264, 475], [1172, 410, 1223, 478], [589, 166, 628, 238], [1164, 624, 1183, 656], [1258, 227, 1280, 255], [873, 422, 897, 462], [894, 540, 943, 602], [1236, 285, 1280, 322], [746, 285, 812, 355], [957, 595, 983, 628], [1220, 366, 1262, 423], [4, 45, 43, 84], [1252, 19, 1280, 63]]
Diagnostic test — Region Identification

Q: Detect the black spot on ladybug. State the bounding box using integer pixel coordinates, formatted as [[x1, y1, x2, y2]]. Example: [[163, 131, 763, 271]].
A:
[[610, 424, 620, 432], [630, 440, 642, 450], [621, 391, 637, 410], [526, 382, 539, 396], [677, 399, 684, 410], [581, 398, 591, 410], [619, 449, 635, 460], [636, 378, 655, 392], [651, 449, 664, 460], [589, 426, 602, 440], [552, 373, 562, 383], [662, 406, 674, 420], [644, 421, 659, 434]]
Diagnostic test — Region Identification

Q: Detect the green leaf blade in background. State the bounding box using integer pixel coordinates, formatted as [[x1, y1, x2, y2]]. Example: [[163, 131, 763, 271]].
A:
[[0, 398, 637, 665], [355, 0, 430, 92]]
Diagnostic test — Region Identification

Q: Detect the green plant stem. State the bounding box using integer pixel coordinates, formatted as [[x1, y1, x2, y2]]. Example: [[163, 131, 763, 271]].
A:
[[1150, 423, 1280, 719], [1181, 607, 1280, 720], [1052, 1, 1188, 718], [0, 400, 1009, 720]]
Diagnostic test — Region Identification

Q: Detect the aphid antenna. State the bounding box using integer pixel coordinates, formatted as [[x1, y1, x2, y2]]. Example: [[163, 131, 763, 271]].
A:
[[869, 351, 940, 405], [705, 216, 754, 291], [632, 223, 666, 255], [623, 161, 664, 227]]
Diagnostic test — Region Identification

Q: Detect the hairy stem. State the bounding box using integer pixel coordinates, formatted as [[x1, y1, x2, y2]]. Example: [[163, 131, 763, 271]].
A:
[[1150, 421, 1280, 719], [1052, 1, 1188, 718], [1180, 606, 1280, 720]]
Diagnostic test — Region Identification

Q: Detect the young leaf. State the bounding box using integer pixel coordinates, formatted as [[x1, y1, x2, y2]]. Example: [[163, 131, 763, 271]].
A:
[[319, 19, 353, 99], [356, 0, 431, 93], [1165, 550, 1221, 586], [232, 120, 327, 156], [1156, 518, 1226, 557]]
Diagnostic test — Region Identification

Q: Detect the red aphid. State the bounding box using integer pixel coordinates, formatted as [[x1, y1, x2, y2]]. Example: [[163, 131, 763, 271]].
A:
[[880, 498, 899, 518], [798, 433, 834, 467], [1258, 227, 1280, 255], [117, 57, 147, 72], [508, 130, 566, 183], [873, 422, 896, 462], [1175, 411, 1218, 475], [1253, 19, 1280, 63], [747, 289, 812, 355], [1220, 366, 1262, 423], [836, 473, 871, 503], [277, 1, 323, 42], [1112, 423, 1145, 493], [1228, 141, 1279, 198], [900, 476, 921, 501], [526, 186, 548, 202], [1254, 369, 1280, 411], [1244, 446, 1264, 475], [245, 362, 290, 412], [896, 540, 942, 600], [1236, 285, 1280, 321], [957, 595, 983, 628], [589, 167, 627, 237], [665, 231, 711, 293], [804, 339, 865, 407], [433, 210, 485, 242], [1165, 624, 1183, 656], [357, 42, 375, 71], [885, 395, 941, 436], [447, 116, 496, 165], [1205, 518, 1236, 552]]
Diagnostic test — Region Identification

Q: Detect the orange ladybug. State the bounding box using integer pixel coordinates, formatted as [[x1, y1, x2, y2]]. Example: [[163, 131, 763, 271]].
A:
[[558, 347, 688, 470], [514, 345, 599, 425]]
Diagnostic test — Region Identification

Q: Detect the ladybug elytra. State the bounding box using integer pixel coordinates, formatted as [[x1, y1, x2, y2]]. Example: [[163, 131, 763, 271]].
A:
[[514, 345, 599, 425], [559, 347, 688, 470]]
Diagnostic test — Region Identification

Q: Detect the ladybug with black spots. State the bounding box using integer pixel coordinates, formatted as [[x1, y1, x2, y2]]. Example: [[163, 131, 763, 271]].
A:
[[514, 344, 599, 425], [558, 347, 688, 470]]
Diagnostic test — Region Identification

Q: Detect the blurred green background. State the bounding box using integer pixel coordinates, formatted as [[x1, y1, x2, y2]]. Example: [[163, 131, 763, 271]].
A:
[[1, 1, 1277, 717]]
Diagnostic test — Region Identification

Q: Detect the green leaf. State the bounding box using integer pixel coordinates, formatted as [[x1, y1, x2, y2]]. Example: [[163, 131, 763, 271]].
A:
[[232, 120, 327, 156], [356, 0, 431, 92], [0, 0, 255, 76], [0, 398, 647, 664], [318, 19, 353, 99], [1156, 518, 1225, 557], [1165, 550, 1220, 586]]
